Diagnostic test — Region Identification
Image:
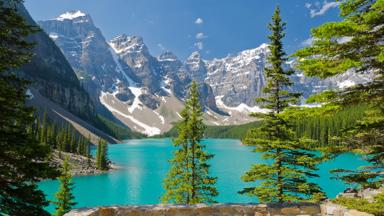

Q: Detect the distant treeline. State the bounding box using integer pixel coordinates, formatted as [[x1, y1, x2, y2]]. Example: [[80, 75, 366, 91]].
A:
[[34, 112, 91, 157], [160, 104, 367, 146], [293, 104, 367, 146], [158, 121, 262, 139]]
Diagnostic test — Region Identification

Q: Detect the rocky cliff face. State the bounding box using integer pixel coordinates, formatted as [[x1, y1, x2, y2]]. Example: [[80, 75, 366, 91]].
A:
[[38, 12, 135, 114], [16, 6, 96, 122], [109, 35, 163, 94], [205, 44, 269, 107]]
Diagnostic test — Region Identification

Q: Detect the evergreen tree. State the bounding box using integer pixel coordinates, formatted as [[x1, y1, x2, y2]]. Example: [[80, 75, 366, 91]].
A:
[[40, 110, 48, 144], [240, 7, 323, 203], [96, 139, 109, 170], [70, 130, 76, 153], [294, 0, 384, 189], [0, 0, 56, 215], [86, 135, 91, 166], [162, 81, 218, 204], [53, 157, 77, 216]]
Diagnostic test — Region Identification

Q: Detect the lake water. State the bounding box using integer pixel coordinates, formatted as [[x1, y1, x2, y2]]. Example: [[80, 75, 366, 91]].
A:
[[39, 138, 367, 212]]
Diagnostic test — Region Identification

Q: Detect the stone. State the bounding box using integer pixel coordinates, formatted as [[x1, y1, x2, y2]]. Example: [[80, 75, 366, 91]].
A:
[[281, 207, 301, 215], [345, 209, 374, 216], [64, 203, 374, 216], [300, 205, 320, 214]]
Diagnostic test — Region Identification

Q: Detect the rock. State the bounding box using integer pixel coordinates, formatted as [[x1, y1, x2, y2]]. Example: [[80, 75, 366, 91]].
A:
[[346, 209, 374, 216], [281, 207, 301, 215], [138, 94, 160, 110], [300, 205, 320, 214], [64, 203, 335, 216]]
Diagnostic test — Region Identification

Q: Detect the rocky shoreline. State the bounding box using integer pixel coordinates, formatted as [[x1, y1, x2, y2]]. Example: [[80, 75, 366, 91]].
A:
[[50, 150, 119, 176]]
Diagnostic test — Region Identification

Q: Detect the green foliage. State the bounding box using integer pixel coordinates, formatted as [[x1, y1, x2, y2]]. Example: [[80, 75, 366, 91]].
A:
[[53, 157, 77, 216], [204, 122, 263, 139], [162, 81, 218, 204], [291, 104, 367, 147], [334, 192, 384, 216], [240, 7, 324, 203], [294, 0, 384, 189], [160, 121, 263, 140], [0, 1, 57, 215], [34, 112, 92, 157], [96, 139, 109, 171]]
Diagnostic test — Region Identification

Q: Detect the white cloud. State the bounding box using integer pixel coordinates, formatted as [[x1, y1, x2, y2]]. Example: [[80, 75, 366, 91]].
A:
[[195, 17, 204, 25], [306, 1, 340, 18], [194, 41, 203, 50], [195, 32, 206, 40]]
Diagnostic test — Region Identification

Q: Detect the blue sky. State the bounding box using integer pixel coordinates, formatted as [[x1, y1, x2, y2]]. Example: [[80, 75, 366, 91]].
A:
[[25, 0, 341, 60]]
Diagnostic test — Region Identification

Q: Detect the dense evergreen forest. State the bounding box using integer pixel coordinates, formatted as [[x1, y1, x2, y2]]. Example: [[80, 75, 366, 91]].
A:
[[34, 112, 91, 157], [292, 104, 367, 147]]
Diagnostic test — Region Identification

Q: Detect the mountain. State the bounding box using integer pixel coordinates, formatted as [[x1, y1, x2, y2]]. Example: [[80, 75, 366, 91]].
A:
[[38, 10, 371, 136], [205, 44, 269, 107], [16, 7, 95, 121], [11, 4, 134, 143], [38, 11, 134, 113]]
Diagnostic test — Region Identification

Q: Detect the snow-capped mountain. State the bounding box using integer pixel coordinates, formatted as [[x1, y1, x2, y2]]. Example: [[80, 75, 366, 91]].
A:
[[205, 44, 270, 107], [39, 11, 369, 136], [38, 11, 134, 107]]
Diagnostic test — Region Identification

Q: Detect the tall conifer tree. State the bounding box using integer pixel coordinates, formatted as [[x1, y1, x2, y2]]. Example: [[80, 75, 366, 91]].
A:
[[0, 0, 56, 214], [240, 7, 323, 203], [162, 81, 218, 204], [53, 157, 77, 216], [96, 139, 109, 170]]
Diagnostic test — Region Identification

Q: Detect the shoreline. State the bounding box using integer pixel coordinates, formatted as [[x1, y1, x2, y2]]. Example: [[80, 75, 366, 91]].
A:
[[50, 150, 121, 177]]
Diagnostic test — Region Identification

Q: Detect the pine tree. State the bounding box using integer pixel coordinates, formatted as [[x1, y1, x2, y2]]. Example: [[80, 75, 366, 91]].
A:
[[86, 135, 91, 166], [162, 81, 218, 204], [40, 110, 48, 144], [77, 136, 83, 155], [96, 139, 109, 170], [240, 7, 324, 203], [53, 157, 77, 216], [65, 125, 70, 152], [0, 0, 57, 214], [294, 0, 384, 189]]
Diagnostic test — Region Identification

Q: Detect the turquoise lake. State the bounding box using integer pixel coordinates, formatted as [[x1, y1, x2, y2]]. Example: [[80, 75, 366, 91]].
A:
[[39, 138, 367, 212]]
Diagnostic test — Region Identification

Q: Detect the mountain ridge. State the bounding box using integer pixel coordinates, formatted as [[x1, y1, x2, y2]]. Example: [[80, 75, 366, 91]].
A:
[[38, 10, 371, 136]]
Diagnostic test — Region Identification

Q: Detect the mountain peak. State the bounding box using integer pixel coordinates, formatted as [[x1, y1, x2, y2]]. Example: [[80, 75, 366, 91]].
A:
[[109, 35, 147, 54], [158, 51, 178, 61], [187, 51, 201, 61], [56, 10, 88, 21]]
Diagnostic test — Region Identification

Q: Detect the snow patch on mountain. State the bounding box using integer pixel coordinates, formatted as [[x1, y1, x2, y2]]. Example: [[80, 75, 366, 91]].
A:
[[49, 33, 59, 40], [154, 111, 165, 125], [127, 87, 143, 113], [99, 91, 161, 136], [215, 96, 269, 114], [56, 10, 86, 21]]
